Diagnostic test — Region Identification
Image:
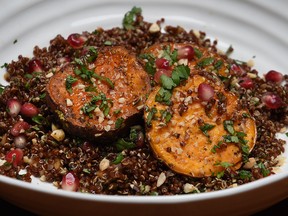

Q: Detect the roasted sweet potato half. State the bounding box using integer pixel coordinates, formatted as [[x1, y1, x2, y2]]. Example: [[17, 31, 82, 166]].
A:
[[46, 46, 151, 143], [143, 42, 256, 177]]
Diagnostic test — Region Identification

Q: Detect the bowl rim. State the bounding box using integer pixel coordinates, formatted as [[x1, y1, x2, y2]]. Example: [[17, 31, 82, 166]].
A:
[[1, 172, 287, 204]]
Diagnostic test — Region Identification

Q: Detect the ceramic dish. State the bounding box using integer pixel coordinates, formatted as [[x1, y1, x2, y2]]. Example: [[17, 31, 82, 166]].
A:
[[0, 0, 287, 216]]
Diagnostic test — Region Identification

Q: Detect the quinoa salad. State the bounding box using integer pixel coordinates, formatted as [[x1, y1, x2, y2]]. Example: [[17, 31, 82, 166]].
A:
[[0, 7, 287, 195]]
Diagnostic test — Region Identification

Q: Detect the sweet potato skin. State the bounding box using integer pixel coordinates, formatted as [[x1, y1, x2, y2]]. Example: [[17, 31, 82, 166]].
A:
[[143, 43, 256, 177], [46, 46, 151, 143]]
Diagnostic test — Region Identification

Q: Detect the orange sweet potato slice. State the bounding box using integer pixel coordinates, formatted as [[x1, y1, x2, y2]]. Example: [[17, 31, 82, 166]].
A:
[[144, 72, 256, 177], [46, 46, 151, 143]]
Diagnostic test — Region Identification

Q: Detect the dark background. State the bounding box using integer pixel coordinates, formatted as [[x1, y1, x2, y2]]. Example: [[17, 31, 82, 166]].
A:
[[1, 197, 287, 215]]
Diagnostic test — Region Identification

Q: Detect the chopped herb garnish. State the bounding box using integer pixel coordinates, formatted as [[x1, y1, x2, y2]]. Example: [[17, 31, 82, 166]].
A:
[[155, 87, 172, 105], [258, 162, 270, 177], [196, 57, 214, 68], [160, 109, 172, 123], [194, 48, 202, 59], [160, 75, 176, 90], [139, 53, 156, 75], [32, 115, 47, 125], [83, 168, 91, 174], [115, 117, 124, 129], [65, 75, 78, 94], [215, 161, 233, 168], [81, 93, 112, 118], [122, 6, 142, 30], [146, 107, 157, 127], [0, 84, 4, 94], [171, 65, 190, 85], [113, 152, 124, 164], [1, 63, 8, 69], [238, 170, 252, 180], [200, 123, 215, 138], [214, 60, 223, 71], [162, 46, 178, 65], [92, 73, 114, 89]]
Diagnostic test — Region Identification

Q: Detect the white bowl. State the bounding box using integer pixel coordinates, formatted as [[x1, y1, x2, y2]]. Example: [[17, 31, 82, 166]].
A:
[[0, 0, 287, 215]]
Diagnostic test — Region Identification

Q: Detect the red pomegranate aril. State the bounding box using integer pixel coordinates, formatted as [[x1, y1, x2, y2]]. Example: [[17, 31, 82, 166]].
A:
[[198, 83, 215, 101], [28, 59, 43, 73], [11, 121, 30, 136], [239, 76, 254, 89], [5, 148, 24, 167], [14, 135, 27, 149], [7, 98, 22, 117], [177, 45, 194, 60], [155, 58, 170, 70], [67, 33, 87, 49], [265, 70, 284, 84], [20, 103, 39, 117], [61, 172, 80, 192], [154, 69, 172, 83], [231, 64, 246, 76], [261, 92, 283, 109]]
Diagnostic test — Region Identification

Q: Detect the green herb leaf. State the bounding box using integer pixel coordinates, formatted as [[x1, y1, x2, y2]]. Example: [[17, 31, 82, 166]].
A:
[[122, 6, 142, 30], [115, 117, 124, 129], [160, 75, 176, 90], [200, 123, 215, 137], [238, 170, 252, 180], [65, 75, 78, 94], [194, 48, 202, 59], [223, 120, 235, 134], [115, 138, 136, 151], [196, 57, 214, 68], [113, 152, 124, 164], [146, 107, 157, 127], [155, 88, 172, 105], [258, 162, 270, 177]]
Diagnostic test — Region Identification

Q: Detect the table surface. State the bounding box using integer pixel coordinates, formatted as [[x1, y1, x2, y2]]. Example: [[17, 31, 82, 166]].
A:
[[1, 197, 287, 215]]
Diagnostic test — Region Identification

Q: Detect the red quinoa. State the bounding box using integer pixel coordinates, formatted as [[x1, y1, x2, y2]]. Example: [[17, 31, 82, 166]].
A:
[[0, 9, 287, 195]]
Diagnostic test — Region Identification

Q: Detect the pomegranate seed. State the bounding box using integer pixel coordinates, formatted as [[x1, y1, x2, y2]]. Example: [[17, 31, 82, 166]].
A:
[[10, 121, 30, 136], [61, 172, 80, 191], [67, 33, 87, 49], [155, 58, 170, 70], [239, 76, 254, 89], [14, 135, 27, 149], [154, 69, 173, 83], [20, 102, 39, 117], [198, 83, 215, 101], [7, 98, 22, 117], [5, 148, 24, 167], [28, 59, 43, 73], [177, 45, 194, 60], [265, 70, 284, 84], [261, 92, 284, 109], [231, 64, 246, 76]]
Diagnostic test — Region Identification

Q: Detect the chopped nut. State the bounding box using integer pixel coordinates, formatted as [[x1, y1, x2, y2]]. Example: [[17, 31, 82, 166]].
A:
[[99, 158, 110, 171], [45, 72, 54, 78], [149, 23, 160, 33], [183, 183, 199, 193], [51, 129, 65, 141], [66, 98, 73, 106], [156, 172, 166, 187], [118, 97, 126, 104], [243, 157, 256, 169]]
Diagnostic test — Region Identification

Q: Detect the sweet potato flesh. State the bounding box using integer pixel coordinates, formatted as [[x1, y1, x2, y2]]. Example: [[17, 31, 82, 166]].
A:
[[46, 46, 150, 141], [143, 43, 256, 177]]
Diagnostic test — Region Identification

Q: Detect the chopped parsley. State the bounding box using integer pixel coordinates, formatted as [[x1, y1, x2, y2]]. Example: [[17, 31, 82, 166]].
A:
[[196, 57, 214, 68], [258, 162, 270, 177], [139, 53, 156, 75], [122, 6, 142, 30], [115, 117, 124, 129], [146, 107, 157, 127], [114, 127, 140, 151], [113, 152, 124, 164], [65, 75, 78, 94], [238, 170, 252, 180], [200, 123, 215, 142]]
